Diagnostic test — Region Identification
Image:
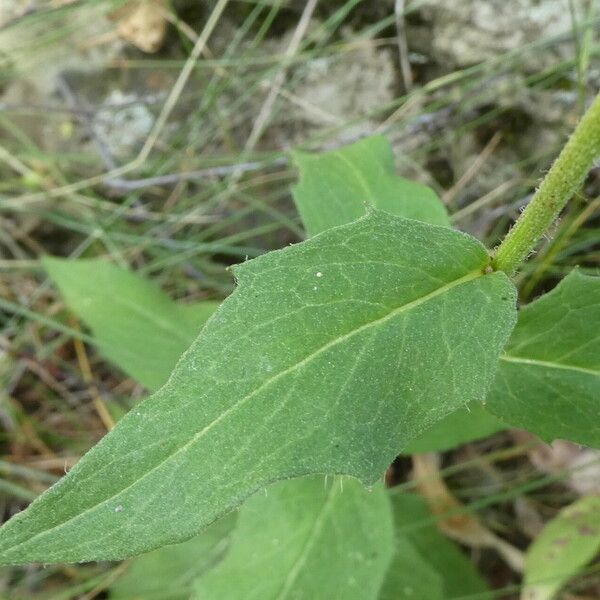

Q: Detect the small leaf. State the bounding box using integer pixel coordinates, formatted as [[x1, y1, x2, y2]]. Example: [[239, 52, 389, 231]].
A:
[[522, 494, 600, 600], [487, 271, 600, 447], [403, 403, 505, 454], [111, 513, 235, 600], [0, 211, 516, 564], [380, 493, 489, 599], [292, 136, 449, 236], [193, 477, 394, 600], [43, 257, 218, 391]]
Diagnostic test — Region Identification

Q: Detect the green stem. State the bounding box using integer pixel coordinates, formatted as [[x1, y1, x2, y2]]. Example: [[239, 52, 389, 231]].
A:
[[493, 92, 600, 274]]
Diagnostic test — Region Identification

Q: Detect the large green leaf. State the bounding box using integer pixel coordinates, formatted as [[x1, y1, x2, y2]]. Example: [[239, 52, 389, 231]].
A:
[[0, 211, 516, 564], [43, 257, 219, 391], [380, 493, 489, 599], [294, 136, 498, 456], [292, 136, 449, 236], [111, 513, 235, 600], [487, 271, 600, 447], [193, 477, 394, 600], [522, 494, 600, 600]]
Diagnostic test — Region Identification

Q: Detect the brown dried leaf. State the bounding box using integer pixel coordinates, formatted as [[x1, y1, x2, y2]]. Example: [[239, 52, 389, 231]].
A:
[[512, 432, 600, 496], [110, 0, 168, 53], [413, 453, 524, 572]]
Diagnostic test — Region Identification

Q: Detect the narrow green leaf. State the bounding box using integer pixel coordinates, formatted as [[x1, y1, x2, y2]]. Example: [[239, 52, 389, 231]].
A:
[[111, 513, 235, 600], [522, 494, 600, 600], [43, 257, 219, 391], [380, 493, 489, 599], [0, 211, 516, 564], [403, 403, 505, 454], [292, 136, 449, 236], [487, 271, 600, 447], [193, 477, 394, 600]]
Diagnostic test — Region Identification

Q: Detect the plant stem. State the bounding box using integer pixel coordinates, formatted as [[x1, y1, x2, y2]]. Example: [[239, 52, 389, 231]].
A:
[[493, 92, 600, 274]]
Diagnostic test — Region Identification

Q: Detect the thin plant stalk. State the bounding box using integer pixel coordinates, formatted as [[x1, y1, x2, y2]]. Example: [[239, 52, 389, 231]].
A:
[[493, 92, 600, 274]]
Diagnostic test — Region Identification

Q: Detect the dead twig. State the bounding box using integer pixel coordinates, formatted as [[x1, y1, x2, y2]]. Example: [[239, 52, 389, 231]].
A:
[[394, 0, 413, 93]]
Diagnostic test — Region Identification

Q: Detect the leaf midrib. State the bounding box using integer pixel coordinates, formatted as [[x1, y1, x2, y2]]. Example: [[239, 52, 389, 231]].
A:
[[106, 297, 191, 346], [332, 150, 374, 200], [275, 482, 339, 600], [500, 355, 600, 377], [1, 268, 485, 559]]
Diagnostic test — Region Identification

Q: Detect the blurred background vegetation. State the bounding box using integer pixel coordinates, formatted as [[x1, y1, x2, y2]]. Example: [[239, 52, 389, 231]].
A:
[[0, 0, 599, 597]]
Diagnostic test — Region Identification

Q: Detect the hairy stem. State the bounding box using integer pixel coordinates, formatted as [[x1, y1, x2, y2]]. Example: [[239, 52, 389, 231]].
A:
[[493, 92, 600, 274]]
